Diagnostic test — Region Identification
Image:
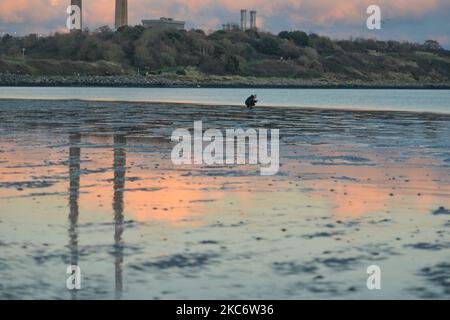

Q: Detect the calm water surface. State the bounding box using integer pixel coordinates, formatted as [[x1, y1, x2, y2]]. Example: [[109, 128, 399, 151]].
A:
[[0, 87, 449, 113], [0, 95, 449, 299]]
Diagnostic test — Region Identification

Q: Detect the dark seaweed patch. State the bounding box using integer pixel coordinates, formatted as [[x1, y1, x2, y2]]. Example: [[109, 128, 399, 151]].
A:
[[272, 261, 318, 275], [0, 180, 56, 189], [432, 207, 450, 215], [302, 231, 343, 239], [415, 263, 450, 297], [405, 242, 450, 251], [131, 253, 218, 270]]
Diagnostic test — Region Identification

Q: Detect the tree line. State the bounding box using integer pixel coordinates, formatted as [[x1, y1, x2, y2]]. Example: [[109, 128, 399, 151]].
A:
[[1, 26, 449, 82]]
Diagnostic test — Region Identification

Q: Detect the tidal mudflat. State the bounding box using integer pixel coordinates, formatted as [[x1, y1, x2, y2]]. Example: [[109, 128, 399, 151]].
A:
[[0, 99, 449, 299]]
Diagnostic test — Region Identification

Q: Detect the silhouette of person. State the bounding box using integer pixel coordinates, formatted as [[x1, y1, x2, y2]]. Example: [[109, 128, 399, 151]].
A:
[[245, 95, 258, 109]]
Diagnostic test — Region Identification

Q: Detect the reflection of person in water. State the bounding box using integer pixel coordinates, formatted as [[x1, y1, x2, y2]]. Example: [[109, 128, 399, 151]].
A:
[[245, 94, 258, 109]]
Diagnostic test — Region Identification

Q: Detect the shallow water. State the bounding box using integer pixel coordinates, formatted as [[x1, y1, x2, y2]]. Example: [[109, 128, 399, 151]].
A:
[[0, 99, 449, 299], [1, 87, 450, 113]]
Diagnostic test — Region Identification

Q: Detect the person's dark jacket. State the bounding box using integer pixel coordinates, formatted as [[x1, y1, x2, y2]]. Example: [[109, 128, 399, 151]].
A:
[[245, 95, 257, 108]]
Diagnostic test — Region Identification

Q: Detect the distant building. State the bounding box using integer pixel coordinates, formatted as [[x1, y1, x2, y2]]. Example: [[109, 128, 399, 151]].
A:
[[240, 10, 248, 31], [222, 23, 240, 31], [115, 0, 128, 29], [250, 11, 257, 31], [142, 18, 186, 30], [222, 9, 257, 32]]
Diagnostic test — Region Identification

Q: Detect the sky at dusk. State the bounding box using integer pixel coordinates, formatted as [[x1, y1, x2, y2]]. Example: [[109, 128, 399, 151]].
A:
[[0, 0, 449, 47]]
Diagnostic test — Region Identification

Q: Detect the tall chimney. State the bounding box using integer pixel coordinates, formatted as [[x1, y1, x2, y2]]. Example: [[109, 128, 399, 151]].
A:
[[71, 0, 82, 31], [240, 10, 248, 31], [250, 10, 257, 31], [115, 0, 128, 29]]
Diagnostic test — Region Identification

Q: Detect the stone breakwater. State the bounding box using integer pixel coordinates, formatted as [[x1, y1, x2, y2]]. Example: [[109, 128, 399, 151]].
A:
[[1, 74, 450, 89]]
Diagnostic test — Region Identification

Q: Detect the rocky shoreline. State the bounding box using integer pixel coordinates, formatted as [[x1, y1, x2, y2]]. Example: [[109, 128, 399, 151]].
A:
[[1, 74, 450, 89]]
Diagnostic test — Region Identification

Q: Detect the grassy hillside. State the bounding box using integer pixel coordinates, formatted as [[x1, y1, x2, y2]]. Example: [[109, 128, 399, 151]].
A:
[[1, 26, 449, 85]]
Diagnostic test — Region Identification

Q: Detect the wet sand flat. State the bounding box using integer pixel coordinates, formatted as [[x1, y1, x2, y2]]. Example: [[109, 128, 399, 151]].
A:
[[0, 99, 449, 299]]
